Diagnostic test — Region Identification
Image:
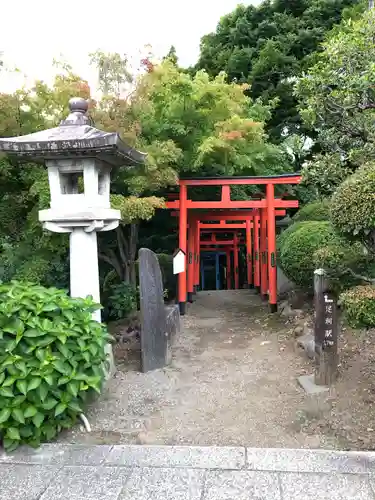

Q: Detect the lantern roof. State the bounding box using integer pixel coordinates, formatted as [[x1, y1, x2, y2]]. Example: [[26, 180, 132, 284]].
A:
[[0, 97, 146, 167]]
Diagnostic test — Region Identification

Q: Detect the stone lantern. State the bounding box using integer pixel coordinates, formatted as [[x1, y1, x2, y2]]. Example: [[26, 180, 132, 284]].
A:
[[0, 97, 146, 370]]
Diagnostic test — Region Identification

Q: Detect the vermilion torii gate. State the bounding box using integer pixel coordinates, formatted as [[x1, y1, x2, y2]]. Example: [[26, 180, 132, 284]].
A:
[[174, 211, 287, 296], [166, 174, 301, 315]]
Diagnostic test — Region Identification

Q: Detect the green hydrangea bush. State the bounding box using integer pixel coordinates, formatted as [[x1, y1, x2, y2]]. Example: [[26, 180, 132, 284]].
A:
[[0, 281, 110, 451], [340, 285, 375, 328]]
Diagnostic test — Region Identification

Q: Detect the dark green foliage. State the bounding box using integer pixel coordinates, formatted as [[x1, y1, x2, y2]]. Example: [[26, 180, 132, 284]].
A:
[[0, 281, 109, 450], [330, 163, 375, 250], [293, 200, 331, 222], [277, 221, 304, 258], [313, 240, 368, 293], [340, 285, 375, 327], [157, 253, 176, 300], [278, 221, 343, 288], [106, 282, 138, 321], [197, 0, 362, 140]]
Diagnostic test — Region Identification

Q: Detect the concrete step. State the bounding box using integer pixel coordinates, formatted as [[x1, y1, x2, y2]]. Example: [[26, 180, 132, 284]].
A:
[[1, 444, 375, 474]]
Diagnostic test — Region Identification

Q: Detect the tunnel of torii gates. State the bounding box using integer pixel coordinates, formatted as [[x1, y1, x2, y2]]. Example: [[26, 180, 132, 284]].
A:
[[166, 174, 302, 315]]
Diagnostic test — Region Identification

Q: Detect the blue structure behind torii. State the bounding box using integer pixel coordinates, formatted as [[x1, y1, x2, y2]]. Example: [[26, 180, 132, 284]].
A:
[[200, 251, 226, 290]]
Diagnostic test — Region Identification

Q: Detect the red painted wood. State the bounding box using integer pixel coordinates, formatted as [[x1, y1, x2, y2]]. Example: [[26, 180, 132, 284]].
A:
[[187, 220, 195, 299], [253, 214, 260, 288], [166, 200, 298, 209], [178, 184, 187, 307], [260, 208, 268, 297], [195, 221, 201, 286], [194, 221, 200, 290], [200, 223, 247, 230], [246, 219, 252, 287], [267, 184, 277, 307], [200, 240, 244, 245], [221, 185, 231, 202], [226, 250, 232, 289], [172, 210, 287, 218], [179, 175, 301, 186], [233, 233, 239, 289]]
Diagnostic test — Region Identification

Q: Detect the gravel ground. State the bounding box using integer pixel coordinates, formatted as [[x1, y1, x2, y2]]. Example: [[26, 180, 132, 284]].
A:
[[61, 289, 347, 449]]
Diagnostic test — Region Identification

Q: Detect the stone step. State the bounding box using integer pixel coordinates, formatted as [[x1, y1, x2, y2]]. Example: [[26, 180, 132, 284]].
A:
[[1, 444, 375, 474]]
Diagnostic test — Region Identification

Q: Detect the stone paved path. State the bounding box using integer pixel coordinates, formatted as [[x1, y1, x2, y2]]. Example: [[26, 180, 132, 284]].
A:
[[1, 444, 375, 499], [66, 290, 329, 448]]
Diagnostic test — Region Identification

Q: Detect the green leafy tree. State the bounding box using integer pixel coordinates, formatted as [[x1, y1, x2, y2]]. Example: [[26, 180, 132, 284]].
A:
[[294, 9, 375, 305], [296, 9, 375, 195], [196, 0, 364, 141], [0, 67, 91, 286], [163, 45, 178, 66], [89, 50, 132, 97]]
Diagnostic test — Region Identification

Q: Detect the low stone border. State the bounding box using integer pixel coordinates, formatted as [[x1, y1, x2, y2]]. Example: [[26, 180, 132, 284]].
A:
[[1, 444, 375, 474]]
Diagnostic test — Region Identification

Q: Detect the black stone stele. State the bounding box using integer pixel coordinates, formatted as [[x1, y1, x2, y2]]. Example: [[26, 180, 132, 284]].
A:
[[0, 97, 146, 167], [139, 248, 169, 372]]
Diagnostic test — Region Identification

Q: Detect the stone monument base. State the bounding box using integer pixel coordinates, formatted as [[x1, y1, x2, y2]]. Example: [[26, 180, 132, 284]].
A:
[[297, 374, 329, 394], [165, 305, 181, 365]]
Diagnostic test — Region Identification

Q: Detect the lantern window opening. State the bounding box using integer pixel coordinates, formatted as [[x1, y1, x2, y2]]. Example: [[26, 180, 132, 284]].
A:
[[60, 171, 84, 195], [98, 173, 106, 195]]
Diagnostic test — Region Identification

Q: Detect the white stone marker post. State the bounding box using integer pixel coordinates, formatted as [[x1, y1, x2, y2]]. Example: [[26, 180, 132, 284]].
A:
[[0, 97, 146, 376]]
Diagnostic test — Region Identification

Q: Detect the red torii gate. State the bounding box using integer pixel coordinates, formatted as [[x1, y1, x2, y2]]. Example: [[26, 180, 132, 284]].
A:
[[194, 211, 287, 294], [174, 209, 288, 296], [166, 174, 301, 315]]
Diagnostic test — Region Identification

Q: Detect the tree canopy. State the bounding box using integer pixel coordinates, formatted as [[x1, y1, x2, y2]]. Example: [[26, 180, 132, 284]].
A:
[[292, 7, 375, 291], [196, 0, 364, 140], [296, 9, 375, 196]]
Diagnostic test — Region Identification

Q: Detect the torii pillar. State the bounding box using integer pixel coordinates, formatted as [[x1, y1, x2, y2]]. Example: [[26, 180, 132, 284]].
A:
[[245, 219, 253, 288]]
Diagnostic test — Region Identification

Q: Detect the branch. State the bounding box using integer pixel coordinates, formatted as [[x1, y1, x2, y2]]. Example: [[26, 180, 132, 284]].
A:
[[130, 223, 139, 260], [116, 226, 128, 265], [345, 267, 375, 284], [98, 249, 122, 279]]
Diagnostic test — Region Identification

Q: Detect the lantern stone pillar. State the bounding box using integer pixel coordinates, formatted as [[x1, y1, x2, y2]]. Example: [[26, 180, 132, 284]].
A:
[[0, 97, 146, 377]]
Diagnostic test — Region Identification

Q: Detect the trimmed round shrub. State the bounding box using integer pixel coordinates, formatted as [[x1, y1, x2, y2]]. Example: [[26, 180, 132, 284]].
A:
[[277, 221, 305, 259], [331, 163, 375, 247], [313, 241, 368, 293], [293, 200, 331, 223], [340, 285, 375, 328], [0, 281, 110, 451], [278, 221, 342, 288]]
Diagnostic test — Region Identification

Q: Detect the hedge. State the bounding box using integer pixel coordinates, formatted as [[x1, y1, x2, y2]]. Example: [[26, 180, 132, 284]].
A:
[[331, 163, 375, 246], [278, 221, 343, 288], [293, 199, 331, 223]]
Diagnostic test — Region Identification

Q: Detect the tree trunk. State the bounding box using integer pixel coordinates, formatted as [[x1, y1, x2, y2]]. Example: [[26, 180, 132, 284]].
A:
[[129, 223, 139, 287], [99, 222, 140, 284]]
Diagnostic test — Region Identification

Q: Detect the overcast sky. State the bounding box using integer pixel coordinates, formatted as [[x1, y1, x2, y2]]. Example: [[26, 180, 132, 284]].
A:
[[0, 0, 260, 93]]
